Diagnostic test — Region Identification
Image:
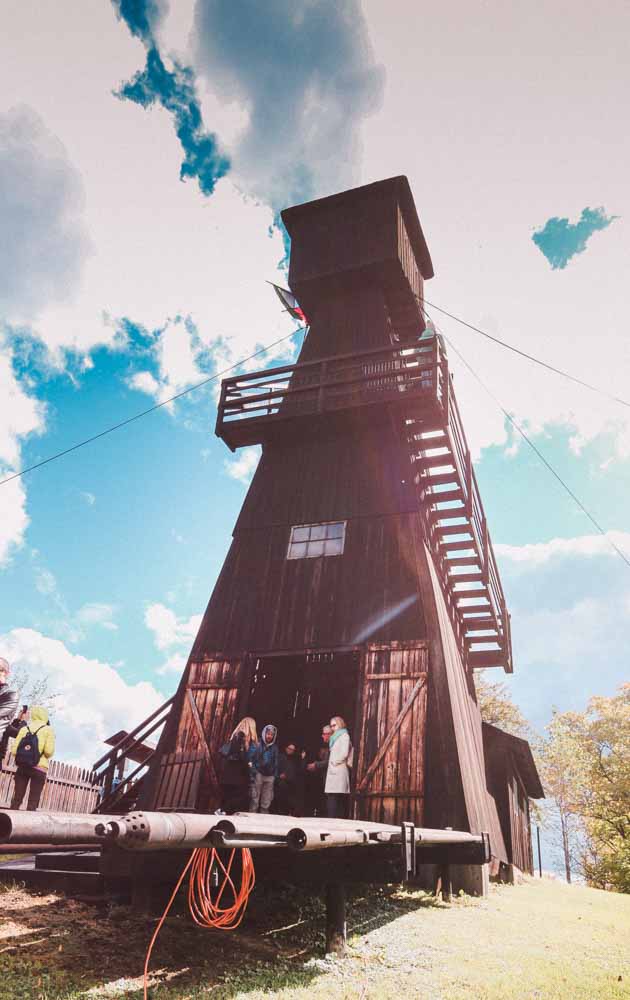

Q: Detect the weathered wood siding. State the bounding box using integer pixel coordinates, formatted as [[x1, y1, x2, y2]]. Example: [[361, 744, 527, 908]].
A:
[[482, 724, 535, 874], [140, 657, 244, 812], [422, 546, 508, 862], [353, 642, 428, 825], [191, 416, 429, 657]]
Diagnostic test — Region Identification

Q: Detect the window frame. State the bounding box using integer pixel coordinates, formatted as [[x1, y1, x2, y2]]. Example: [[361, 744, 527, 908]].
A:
[[286, 520, 347, 561]]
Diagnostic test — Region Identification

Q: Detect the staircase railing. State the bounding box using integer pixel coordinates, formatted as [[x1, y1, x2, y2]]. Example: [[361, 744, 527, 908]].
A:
[[92, 695, 174, 813], [409, 351, 513, 672]]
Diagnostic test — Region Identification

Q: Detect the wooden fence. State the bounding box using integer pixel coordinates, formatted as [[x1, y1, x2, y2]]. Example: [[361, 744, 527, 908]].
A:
[[0, 752, 101, 813]]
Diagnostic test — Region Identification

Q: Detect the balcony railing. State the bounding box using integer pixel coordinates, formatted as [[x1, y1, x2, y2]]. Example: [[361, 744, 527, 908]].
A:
[[216, 337, 447, 450]]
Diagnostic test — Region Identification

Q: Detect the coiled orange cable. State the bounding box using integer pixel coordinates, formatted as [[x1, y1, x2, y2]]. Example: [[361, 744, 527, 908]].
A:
[[143, 846, 256, 999]]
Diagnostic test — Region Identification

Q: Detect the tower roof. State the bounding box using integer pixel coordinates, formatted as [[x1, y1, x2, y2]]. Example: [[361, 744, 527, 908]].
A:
[[281, 175, 434, 280]]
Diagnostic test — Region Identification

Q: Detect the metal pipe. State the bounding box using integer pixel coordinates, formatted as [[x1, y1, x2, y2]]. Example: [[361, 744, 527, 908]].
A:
[[97, 811, 220, 851], [210, 830, 287, 850], [0, 806, 486, 855], [0, 810, 121, 846], [287, 827, 370, 851]]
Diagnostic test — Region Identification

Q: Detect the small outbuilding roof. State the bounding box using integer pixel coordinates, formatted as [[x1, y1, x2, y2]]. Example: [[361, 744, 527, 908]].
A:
[[483, 722, 545, 799]]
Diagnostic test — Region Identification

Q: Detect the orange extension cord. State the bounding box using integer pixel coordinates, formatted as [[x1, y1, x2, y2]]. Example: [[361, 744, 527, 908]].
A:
[[143, 846, 256, 999]]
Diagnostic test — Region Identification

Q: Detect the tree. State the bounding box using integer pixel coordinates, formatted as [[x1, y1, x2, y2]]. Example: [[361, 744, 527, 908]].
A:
[[9, 665, 58, 712], [535, 712, 587, 883], [474, 671, 531, 738], [568, 685, 629, 893], [536, 685, 630, 892]]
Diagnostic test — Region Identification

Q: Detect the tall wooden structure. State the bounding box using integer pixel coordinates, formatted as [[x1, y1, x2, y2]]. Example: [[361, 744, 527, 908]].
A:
[[139, 176, 535, 868]]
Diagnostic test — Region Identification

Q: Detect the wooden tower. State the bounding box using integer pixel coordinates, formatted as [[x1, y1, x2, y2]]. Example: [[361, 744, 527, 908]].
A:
[[140, 176, 516, 864]]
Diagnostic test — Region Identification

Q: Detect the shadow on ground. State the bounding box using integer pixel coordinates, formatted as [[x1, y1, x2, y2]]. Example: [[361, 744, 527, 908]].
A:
[[0, 879, 444, 999]]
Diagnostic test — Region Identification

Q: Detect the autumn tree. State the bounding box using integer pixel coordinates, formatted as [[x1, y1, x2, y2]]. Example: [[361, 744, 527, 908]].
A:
[[474, 671, 531, 738], [536, 684, 630, 892], [568, 684, 629, 892], [535, 712, 587, 883]]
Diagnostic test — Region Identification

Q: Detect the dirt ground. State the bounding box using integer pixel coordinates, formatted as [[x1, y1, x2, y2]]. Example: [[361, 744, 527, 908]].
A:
[[0, 875, 628, 999]]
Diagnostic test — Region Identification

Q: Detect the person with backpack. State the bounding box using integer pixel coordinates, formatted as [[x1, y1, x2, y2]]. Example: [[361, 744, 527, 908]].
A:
[[250, 723, 279, 813], [10, 705, 55, 811], [219, 717, 257, 814]]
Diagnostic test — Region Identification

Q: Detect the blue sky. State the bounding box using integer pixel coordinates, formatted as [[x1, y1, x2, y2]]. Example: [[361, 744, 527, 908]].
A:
[[1, 0, 629, 767]]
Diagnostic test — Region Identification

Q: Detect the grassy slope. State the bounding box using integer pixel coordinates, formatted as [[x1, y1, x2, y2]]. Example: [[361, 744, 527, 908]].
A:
[[0, 877, 628, 999]]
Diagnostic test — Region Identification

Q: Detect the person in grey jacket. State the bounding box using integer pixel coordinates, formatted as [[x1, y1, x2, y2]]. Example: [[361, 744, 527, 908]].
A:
[[0, 658, 19, 762]]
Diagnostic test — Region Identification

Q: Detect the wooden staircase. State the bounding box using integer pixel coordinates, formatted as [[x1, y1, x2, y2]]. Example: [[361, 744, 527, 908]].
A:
[[405, 350, 512, 673], [92, 696, 174, 813]]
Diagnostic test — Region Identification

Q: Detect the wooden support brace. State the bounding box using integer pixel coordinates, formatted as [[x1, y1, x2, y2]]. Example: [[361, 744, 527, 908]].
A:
[[439, 863, 452, 903], [325, 883, 347, 956]]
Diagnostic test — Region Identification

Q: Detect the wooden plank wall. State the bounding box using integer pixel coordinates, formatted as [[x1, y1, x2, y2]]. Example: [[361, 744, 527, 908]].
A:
[[142, 658, 244, 812], [509, 769, 533, 873], [423, 546, 508, 862], [192, 513, 428, 657], [0, 753, 101, 813], [482, 726, 536, 874], [354, 642, 428, 825]]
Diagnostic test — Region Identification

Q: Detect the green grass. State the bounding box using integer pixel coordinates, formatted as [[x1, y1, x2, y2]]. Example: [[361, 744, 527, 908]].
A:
[[0, 878, 628, 999]]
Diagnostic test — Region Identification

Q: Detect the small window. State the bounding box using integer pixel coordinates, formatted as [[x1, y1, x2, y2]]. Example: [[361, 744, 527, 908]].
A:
[[287, 521, 346, 560]]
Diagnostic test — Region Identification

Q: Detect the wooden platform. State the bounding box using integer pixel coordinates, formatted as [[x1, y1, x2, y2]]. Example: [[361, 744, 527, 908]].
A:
[[0, 852, 104, 897]]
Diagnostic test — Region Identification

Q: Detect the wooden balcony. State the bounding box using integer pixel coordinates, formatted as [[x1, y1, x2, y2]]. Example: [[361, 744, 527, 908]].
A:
[[215, 338, 447, 451]]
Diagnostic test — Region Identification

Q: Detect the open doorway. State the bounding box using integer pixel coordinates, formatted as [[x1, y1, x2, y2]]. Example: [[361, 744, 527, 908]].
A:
[[245, 650, 360, 761]]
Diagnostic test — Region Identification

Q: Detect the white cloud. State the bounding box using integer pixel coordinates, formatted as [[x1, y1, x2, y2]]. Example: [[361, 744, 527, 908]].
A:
[[127, 318, 204, 408], [223, 445, 260, 485], [359, 1, 630, 462], [76, 602, 118, 632], [0, 340, 46, 565], [0, 478, 29, 568], [0, 628, 162, 766], [192, 0, 384, 209], [157, 652, 188, 676], [144, 602, 202, 652], [496, 531, 630, 568], [0, 105, 91, 324], [35, 568, 57, 596], [128, 370, 161, 397]]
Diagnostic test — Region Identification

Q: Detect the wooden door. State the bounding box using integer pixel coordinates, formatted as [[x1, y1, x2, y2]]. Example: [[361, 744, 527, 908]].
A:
[[352, 642, 428, 825], [154, 656, 245, 811]]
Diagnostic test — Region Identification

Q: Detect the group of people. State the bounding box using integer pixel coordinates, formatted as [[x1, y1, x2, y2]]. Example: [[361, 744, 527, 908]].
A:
[[220, 715, 353, 819], [0, 657, 56, 810]]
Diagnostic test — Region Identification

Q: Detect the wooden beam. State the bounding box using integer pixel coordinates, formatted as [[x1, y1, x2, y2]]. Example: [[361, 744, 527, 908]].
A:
[[325, 884, 347, 955]]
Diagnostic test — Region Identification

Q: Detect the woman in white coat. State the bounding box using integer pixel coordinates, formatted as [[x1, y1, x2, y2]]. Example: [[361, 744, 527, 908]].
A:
[[324, 715, 353, 818]]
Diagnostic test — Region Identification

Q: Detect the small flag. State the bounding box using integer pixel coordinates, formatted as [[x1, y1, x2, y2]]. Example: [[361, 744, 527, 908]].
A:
[[268, 282, 307, 324]]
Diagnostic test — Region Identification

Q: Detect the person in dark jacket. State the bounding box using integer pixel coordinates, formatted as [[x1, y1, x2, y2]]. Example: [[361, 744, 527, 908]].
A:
[[0, 658, 19, 763], [275, 742, 306, 816], [219, 717, 257, 814], [306, 723, 331, 816], [250, 724, 279, 813]]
